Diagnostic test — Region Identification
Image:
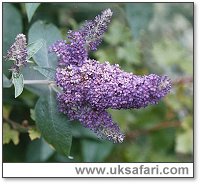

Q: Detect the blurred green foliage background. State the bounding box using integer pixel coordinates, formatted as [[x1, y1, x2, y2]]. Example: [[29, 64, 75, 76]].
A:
[[3, 2, 193, 162]]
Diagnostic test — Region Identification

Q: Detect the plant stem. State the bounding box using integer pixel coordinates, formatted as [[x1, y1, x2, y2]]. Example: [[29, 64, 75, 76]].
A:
[[23, 80, 54, 85], [3, 117, 33, 133]]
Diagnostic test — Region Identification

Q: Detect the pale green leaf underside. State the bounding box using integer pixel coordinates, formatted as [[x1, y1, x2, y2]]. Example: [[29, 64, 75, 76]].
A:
[[28, 21, 62, 68], [25, 3, 41, 22], [33, 66, 55, 80], [27, 39, 44, 59], [12, 73, 24, 98]]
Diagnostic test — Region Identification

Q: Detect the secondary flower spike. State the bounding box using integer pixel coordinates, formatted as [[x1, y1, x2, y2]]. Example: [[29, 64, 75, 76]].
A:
[[81, 8, 113, 51], [4, 34, 28, 73], [50, 9, 172, 143]]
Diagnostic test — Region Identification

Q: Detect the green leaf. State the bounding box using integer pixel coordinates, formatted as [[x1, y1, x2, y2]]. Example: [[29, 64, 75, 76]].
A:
[[35, 88, 72, 156], [28, 127, 41, 141], [28, 21, 62, 68], [27, 39, 44, 59], [125, 3, 154, 39], [3, 3, 22, 76], [71, 122, 97, 139], [3, 74, 12, 88], [3, 123, 19, 145], [81, 139, 114, 162], [26, 138, 54, 162], [25, 3, 41, 22], [33, 66, 56, 80], [12, 73, 24, 98], [22, 64, 49, 96]]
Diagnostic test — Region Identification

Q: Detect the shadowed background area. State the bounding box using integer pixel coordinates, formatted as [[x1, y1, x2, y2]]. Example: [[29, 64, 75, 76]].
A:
[[3, 2, 193, 162]]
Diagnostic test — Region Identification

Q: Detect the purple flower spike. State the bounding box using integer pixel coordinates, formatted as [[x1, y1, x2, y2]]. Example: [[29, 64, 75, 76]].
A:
[[49, 9, 112, 66], [49, 31, 88, 67], [4, 34, 28, 73], [57, 96, 125, 143], [81, 8, 113, 51], [50, 9, 172, 143], [81, 60, 171, 110]]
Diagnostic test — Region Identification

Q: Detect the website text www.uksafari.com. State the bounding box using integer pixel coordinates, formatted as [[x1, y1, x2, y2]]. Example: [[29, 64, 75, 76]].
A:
[[74, 164, 192, 177]]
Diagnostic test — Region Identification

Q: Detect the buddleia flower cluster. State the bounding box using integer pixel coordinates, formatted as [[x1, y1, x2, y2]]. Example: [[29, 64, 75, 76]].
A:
[[4, 34, 28, 74], [50, 9, 172, 143]]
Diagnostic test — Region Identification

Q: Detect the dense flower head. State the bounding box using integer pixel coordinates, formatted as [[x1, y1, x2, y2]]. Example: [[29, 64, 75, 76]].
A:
[[50, 9, 172, 143], [4, 34, 28, 73], [56, 59, 171, 111]]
